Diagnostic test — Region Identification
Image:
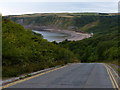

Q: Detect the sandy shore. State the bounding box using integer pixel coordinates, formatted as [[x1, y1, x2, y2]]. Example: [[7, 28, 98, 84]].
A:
[[24, 26, 92, 41], [44, 29, 92, 41]]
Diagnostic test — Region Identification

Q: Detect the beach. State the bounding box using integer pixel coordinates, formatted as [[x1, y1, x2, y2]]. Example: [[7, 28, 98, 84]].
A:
[[24, 25, 92, 41]]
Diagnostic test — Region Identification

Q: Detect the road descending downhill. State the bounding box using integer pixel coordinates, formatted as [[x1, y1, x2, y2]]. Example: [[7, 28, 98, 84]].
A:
[[3, 63, 115, 88]]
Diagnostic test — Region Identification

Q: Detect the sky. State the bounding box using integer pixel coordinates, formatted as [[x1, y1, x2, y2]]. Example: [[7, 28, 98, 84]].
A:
[[0, 0, 119, 2], [0, 0, 119, 16]]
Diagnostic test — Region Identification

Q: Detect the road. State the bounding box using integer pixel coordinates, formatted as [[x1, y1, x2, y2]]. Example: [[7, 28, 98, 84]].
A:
[[3, 63, 114, 88]]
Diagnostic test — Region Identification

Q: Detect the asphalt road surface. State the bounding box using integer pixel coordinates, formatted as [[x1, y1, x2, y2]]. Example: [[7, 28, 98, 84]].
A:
[[4, 63, 113, 88]]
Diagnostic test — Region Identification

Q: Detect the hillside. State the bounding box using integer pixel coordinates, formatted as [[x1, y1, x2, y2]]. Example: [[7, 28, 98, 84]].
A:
[[4, 13, 105, 31], [8, 13, 118, 34], [3, 13, 119, 77], [2, 18, 78, 77], [57, 14, 119, 60], [7, 13, 119, 62]]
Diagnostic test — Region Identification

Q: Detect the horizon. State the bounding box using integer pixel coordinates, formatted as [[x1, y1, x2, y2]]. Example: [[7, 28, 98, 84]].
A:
[[4, 12, 118, 17]]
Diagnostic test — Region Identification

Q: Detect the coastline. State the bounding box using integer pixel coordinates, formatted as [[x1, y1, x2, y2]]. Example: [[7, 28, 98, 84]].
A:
[[24, 25, 92, 41]]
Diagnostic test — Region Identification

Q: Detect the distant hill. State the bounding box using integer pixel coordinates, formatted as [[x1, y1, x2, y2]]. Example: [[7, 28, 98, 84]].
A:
[[6, 13, 118, 34]]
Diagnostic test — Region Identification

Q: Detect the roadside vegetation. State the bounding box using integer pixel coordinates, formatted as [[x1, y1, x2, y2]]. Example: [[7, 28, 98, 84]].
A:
[[2, 18, 78, 78]]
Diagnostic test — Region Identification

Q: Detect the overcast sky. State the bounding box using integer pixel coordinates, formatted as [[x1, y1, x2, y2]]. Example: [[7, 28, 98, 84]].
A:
[[0, 0, 119, 2], [0, 0, 119, 16]]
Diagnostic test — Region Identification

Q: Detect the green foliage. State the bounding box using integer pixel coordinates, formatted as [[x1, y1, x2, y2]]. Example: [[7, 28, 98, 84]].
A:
[[72, 16, 98, 28], [59, 15, 119, 63], [2, 18, 78, 77], [86, 16, 118, 34]]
